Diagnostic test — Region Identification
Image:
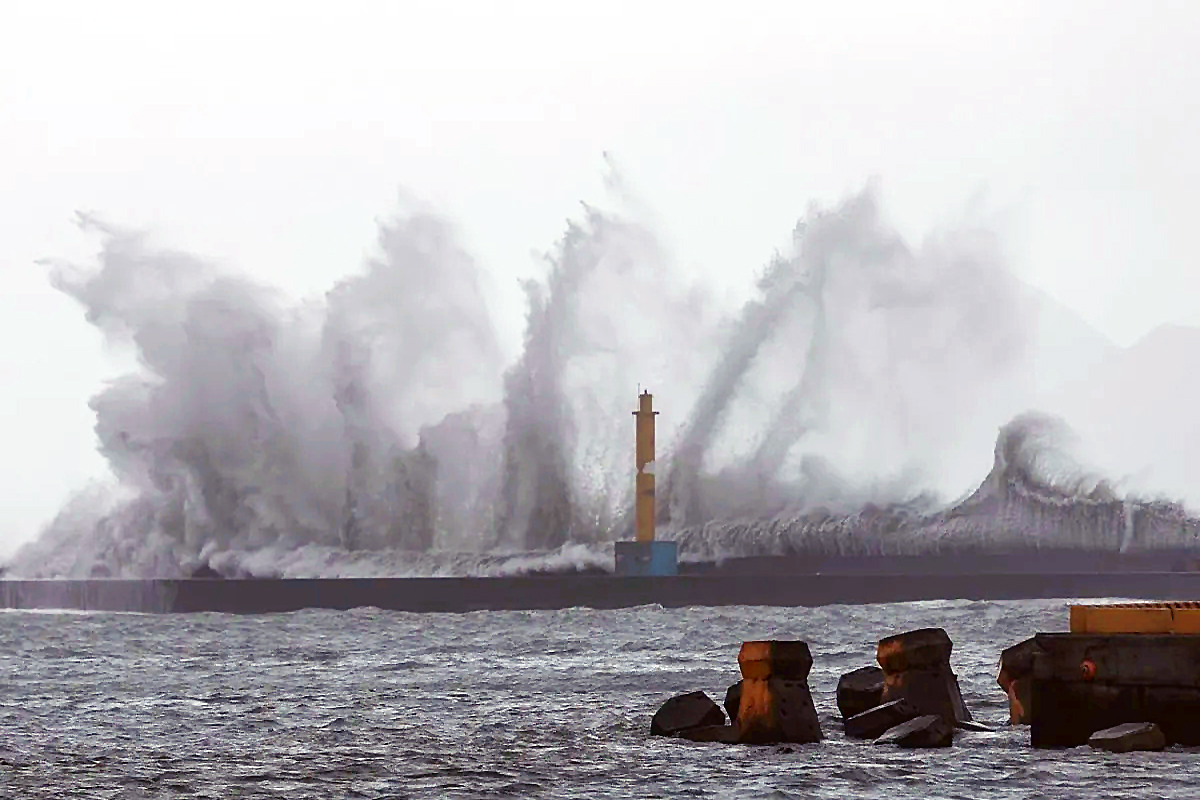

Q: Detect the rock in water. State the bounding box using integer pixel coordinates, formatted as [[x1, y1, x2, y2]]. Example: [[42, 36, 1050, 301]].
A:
[[837, 666, 884, 720], [650, 691, 726, 736], [877, 627, 972, 724], [874, 715, 954, 748], [1088, 723, 1167, 753], [844, 698, 921, 739], [724, 681, 742, 724]]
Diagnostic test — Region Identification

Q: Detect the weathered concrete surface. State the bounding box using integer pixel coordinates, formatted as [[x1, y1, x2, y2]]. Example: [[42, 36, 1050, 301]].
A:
[[1088, 722, 1167, 753], [836, 666, 884, 720], [998, 637, 1041, 725], [675, 724, 740, 744], [724, 681, 742, 724], [878, 628, 972, 724], [650, 691, 725, 736], [878, 628, 953, 672], [738, 641, 813, 681], [0, 579, 179, 613], [998, 638, 1036, 724], [9, 572, 1200, 614], [735, 641, 822, 745], [736, 678, 823, 745], [873, 715, 953, 748], [845, 698, 920, 739], [881, 668, 972, 723], [1031, 633, 1200, 747]]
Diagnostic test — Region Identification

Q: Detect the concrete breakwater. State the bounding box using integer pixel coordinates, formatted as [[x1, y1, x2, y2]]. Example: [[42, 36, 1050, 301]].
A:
[[9, 571, 1200, 614], [656, 622, 1200, 751], [654, 629, 975, 749]]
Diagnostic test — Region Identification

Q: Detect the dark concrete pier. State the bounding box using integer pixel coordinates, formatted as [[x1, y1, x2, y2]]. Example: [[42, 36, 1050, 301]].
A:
[[7, 570, 1200, 614], [1030, 632, 1200, 747]]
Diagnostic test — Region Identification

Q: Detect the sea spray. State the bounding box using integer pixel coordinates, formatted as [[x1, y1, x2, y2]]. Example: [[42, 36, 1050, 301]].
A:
[[13, 206, 506, 577], [9, 179, 1199, 579], [670, 413, 1200, 562], [495, 186, 717, 549], [492, 216, 594, 551], [660, 187, 1031, 528]]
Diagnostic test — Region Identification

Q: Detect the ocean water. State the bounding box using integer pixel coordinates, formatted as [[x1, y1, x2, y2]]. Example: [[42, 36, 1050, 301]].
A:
[[2, 598, 1190, 799]]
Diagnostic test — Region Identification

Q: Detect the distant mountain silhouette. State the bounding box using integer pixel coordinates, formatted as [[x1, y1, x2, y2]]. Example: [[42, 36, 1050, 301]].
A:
[[1038, 321, 1200, 508], [1011, 284, 1116, 396]]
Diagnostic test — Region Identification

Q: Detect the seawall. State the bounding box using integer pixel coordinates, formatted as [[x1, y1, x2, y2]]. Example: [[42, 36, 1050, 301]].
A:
[[6, 572, 1200, 614]]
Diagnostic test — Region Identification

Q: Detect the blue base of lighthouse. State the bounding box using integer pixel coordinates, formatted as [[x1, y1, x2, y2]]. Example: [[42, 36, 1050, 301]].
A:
[[614, 541, 678, 576]]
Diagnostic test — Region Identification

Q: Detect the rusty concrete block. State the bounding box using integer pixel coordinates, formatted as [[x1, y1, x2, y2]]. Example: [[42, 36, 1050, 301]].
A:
[[736, 677, 823, 745], [738, 641, 813, 681], [877, 628, 953, 672], [998, 637, 1041, 725], [877, 627, 971, 724]]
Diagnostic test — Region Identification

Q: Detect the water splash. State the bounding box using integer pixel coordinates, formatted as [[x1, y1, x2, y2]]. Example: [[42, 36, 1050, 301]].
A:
[[8, 178, 1198, 579], [12, 204, 505, 576], [661, 187, 1031, 528], [671, 412, 1200, 562]]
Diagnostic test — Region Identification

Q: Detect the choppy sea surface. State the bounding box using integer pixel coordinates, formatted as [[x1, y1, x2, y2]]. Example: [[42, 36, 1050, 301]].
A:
[[2, 598, 1191, 799]]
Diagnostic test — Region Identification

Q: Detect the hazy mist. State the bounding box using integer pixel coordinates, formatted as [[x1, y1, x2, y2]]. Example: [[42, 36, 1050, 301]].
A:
[[3, 1, 1200, 564]]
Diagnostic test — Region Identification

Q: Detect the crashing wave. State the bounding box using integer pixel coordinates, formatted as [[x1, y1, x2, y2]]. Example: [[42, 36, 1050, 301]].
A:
[[7, 177, 1199, 579], [669, 413, 1200, 562]]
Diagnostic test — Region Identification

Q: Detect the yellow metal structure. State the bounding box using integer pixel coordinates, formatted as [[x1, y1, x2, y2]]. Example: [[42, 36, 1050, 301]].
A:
[[1070, 602, 1200, 634], [633, 391, 658, 543]]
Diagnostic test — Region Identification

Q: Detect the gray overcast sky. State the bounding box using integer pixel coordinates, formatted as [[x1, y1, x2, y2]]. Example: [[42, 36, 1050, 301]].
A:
[[1, 0, 1198, 554]]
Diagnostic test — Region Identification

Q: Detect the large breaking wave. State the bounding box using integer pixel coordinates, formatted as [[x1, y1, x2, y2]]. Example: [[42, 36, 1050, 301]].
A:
[[8, 177, 1199, 578]]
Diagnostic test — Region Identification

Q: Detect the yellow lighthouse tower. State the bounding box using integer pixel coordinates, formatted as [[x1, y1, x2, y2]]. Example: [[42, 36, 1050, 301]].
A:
[[614, 390, 678, 576]]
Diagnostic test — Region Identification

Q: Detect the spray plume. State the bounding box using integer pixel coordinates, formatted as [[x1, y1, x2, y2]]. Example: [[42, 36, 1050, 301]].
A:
[[8, 179, 1198, 578]]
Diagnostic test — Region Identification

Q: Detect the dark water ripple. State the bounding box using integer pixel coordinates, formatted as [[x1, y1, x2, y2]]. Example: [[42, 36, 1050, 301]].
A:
[[0, 598, 1188, 798]]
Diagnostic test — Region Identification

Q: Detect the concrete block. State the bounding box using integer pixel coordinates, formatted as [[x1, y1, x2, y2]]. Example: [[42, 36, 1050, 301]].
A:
[[837, 666, 884, 720], [650, 690, 725, 736], [997, 637, 1040, 725], [1088, 722, 1167, 753], [724, 680, 742, 724], [880, 662, 971, 723], [844, 698, 920, 739], [1031, 633, 1200, 747], [874, 714, 953, 748], [738, 640, 813, 681], [1032, 633, 1200, 687], [736, 677, 823, 745], [676, 724, 740, 744], [877, 628, 953, 672], [877, 627, 971, 724]]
